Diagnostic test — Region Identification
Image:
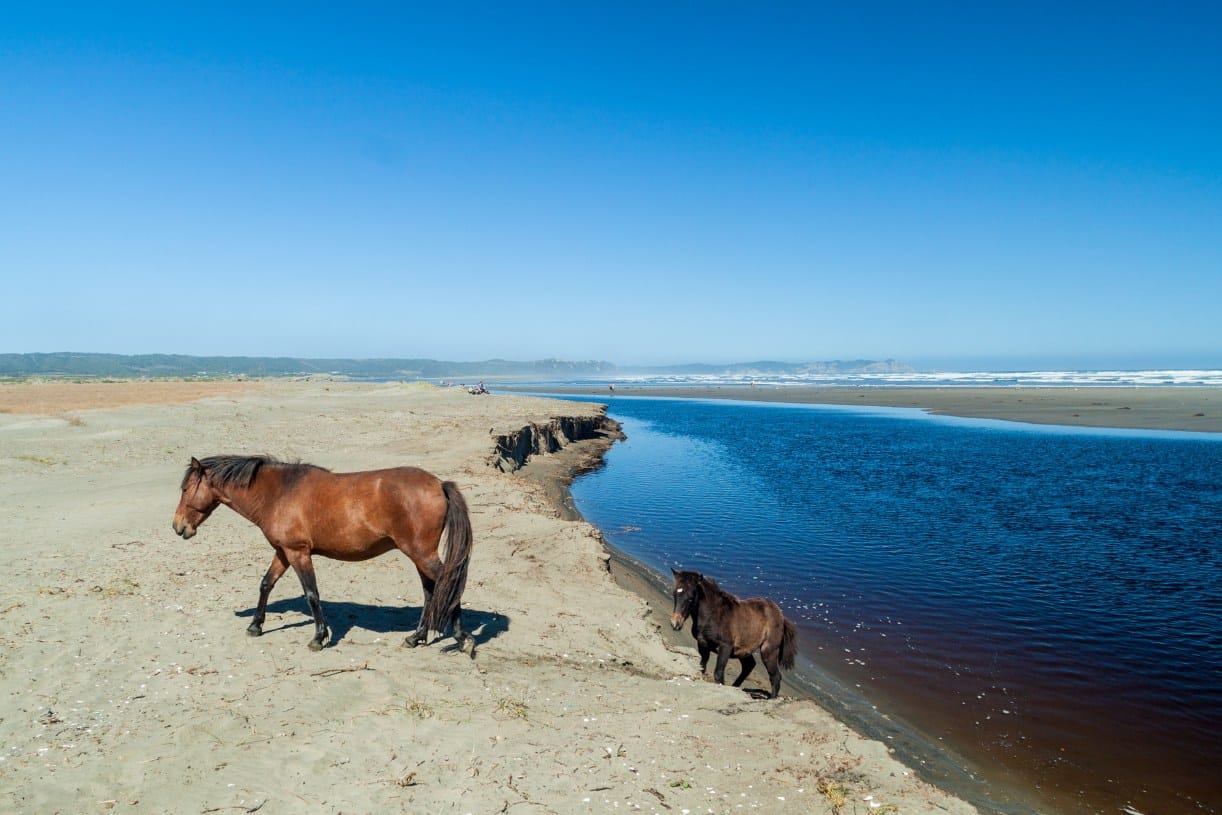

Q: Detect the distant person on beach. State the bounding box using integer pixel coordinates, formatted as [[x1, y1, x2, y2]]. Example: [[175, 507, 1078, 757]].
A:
[[609, 384, 615, 393]]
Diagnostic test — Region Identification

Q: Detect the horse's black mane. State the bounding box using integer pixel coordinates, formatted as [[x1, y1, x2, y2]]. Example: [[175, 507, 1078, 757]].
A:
[[183, 455, 328, 489]]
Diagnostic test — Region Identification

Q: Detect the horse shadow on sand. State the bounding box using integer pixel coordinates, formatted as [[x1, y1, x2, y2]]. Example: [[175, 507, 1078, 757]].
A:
[[235, 598, 509, 653]]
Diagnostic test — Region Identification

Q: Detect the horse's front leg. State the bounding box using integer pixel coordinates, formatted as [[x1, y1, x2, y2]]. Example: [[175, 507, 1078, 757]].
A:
[[289, 551, 329, 651], [697, 641, 712, 674], [248, 550, 289, 637]]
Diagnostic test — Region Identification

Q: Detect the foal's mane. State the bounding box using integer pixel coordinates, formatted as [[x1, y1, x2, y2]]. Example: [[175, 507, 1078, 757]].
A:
[[184, 455, 329, 490], [676, 570, 732, 601], [698, 573, 733, 600]]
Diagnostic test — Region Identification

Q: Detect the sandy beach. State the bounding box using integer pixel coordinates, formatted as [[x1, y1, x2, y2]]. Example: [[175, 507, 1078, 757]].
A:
[[0, 380, 984, 815], [515, 384, 1222, 433]]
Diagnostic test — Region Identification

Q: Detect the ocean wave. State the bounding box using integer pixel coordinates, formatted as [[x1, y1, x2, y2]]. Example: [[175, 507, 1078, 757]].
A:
[[549, 369, 1222, 388]]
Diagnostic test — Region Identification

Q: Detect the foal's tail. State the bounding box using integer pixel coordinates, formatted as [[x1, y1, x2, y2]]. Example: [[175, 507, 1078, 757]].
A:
[[779, 616, 797, 670], [421, 481, 474, 635]]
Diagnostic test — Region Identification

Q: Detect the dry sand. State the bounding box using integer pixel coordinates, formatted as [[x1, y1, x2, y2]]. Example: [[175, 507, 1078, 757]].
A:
[[0, 379, 263, 416], [0, 380, 982, 815], [522, 384, 1222, 433]]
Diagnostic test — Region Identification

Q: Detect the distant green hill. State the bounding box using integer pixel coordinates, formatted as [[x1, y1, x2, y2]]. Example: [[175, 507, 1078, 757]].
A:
[[0, 352, 616, 379], [0, 352, 910, 380]]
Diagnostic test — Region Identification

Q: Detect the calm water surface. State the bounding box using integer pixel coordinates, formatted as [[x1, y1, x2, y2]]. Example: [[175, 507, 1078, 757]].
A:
[[565, 397, 1222, 815]]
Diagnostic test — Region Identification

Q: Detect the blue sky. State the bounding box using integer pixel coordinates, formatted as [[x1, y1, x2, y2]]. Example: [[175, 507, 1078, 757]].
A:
[[3, 2, 1219, 370]]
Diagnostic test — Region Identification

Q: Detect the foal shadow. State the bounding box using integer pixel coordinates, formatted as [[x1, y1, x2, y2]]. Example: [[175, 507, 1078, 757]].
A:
[[235, 598, 510, 650]]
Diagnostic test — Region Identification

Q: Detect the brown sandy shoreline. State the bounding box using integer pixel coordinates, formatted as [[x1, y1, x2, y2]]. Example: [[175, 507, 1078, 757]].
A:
[[509, 384, 1222, 433], [0, 380, 995, 815], [525, 442, 1032, 815], [486, 398, 1034, 812]]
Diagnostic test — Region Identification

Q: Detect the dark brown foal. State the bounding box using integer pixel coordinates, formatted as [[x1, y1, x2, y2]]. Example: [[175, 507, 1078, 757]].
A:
[[671, 569, 796, 698]]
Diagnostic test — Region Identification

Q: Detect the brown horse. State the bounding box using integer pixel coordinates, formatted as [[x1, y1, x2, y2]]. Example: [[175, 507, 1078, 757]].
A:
[[172, 455, 475, 655], [670, 569, 796, 698]]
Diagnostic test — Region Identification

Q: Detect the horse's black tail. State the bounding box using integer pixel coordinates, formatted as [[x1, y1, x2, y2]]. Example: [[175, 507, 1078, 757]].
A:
[[779, 617, 797, 670], [420, 481, 473, 636]]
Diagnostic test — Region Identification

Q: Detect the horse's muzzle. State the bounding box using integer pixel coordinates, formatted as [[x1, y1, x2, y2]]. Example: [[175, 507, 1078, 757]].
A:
[[670, 614, 683, 631], [173, 521, 196, 539]]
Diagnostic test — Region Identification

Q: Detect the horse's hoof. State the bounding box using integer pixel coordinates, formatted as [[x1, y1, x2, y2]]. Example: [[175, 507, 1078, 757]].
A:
[[308, 638, 325, 651], [246, 625, 263, 637], [460, 636, 476, 658], [404, 635, 423, 648]]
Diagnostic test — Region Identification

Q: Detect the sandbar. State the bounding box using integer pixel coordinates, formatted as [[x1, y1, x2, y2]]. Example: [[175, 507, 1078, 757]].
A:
[[524, 384, 1222, 433]]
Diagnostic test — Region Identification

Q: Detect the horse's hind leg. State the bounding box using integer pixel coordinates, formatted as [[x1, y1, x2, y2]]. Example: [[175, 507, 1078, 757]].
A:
[[761, 647, 782, 699], [732, 653, 756, 687], [405, 566, 436, 648], [712, 649, 733, 685], [450, 604, 475, 658], [404, 555, 473, 656], [248, 550, 289, 637], [288, 552, 329, 651]]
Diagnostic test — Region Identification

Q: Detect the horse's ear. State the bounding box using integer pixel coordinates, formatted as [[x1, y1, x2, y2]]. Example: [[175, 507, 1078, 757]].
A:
[[190, 457, 202, 469], [671, 567, 679, 576]]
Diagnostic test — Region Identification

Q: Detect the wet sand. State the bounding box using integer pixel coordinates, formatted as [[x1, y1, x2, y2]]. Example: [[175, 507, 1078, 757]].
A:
[[519, 384, 1222, 433]]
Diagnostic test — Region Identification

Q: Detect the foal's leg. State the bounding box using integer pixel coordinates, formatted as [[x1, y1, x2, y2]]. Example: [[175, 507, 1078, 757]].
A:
[[733, 653, 756, 687], [248, 550, 289, 637], [288, 552, 329, 651], [712, 648, 733, 686], [761, 646, 782, 699], [697, 642, 712, 674]]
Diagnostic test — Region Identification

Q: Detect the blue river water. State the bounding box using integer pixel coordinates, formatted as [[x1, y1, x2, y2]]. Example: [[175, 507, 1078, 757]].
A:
[[559, 396, 1222, 815]]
